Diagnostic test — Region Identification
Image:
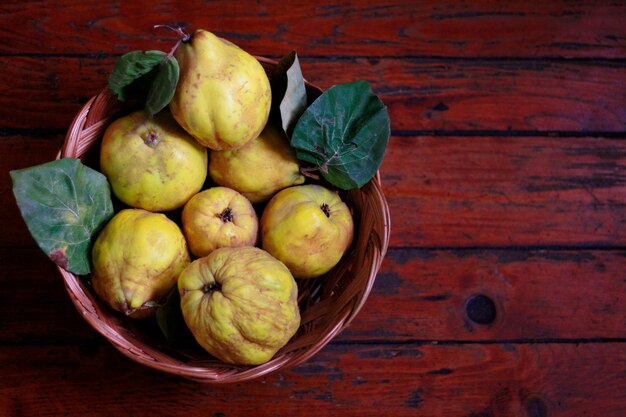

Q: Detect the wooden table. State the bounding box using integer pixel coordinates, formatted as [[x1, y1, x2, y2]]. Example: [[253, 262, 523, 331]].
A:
[[2, 1, 625, 416]]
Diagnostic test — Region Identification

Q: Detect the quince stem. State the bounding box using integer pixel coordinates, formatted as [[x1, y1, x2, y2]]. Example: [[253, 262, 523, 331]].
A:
[[153, 24, 192, 58]]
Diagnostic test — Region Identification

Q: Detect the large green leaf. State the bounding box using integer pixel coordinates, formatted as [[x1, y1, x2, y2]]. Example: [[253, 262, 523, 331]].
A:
[[10, 158, 114, 275], [108, 50, 166, 101], [290, 80, 390, 190]]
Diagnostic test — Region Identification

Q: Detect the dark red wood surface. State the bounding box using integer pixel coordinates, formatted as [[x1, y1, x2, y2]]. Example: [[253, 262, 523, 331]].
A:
[[2, 57, 625, 132], [1, 1, 625, 416]]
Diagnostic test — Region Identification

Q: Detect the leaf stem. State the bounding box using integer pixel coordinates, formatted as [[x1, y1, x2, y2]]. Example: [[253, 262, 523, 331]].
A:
[[300, 166, 321, 180]]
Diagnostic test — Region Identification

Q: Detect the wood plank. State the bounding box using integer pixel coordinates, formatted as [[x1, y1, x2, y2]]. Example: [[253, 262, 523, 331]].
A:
[[1, 343, 624, 416], [382, 136, 626, 247], [0, 247, 96, 344], [2, 135, 65, 249], [5, 135, 625, 248], [345, 248, 626, 340], [1, 1, 625, 58], [1, 56, 625, 132], [1, 246, 624, 344]]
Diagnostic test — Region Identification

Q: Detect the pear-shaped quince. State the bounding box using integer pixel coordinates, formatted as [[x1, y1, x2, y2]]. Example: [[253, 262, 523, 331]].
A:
[[178, 247, 300, 365], [170, 30, 271, 150], [91, 209, 191, 318], [209, 123, 305, 203], [100, 110, 207, 212]]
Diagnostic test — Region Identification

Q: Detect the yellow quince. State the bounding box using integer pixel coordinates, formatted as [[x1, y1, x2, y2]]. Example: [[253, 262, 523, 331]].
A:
[[178, 246, 300, 365], [91, 209, 191, 318]]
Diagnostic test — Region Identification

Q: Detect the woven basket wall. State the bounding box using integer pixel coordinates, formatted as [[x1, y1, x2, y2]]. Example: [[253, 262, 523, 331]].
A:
[[56, 57, 391, 383]]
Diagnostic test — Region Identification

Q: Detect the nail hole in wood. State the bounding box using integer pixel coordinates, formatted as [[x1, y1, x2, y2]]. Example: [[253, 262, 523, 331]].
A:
[[525, 397, 548, 417], [465, 294, 496, 325]]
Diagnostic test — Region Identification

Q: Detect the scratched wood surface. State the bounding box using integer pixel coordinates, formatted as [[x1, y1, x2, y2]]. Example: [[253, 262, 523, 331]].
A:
[[2, 58, 625, 132], [2, 343, 625, 416], [1, 1, 625, 58], [1, 1, 625, 416]]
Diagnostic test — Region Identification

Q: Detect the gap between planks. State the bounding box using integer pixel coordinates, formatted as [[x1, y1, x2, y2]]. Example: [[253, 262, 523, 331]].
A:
[[2, 337, 625, 348], [1, 52, 626, 63], [2, 128, 626, 138]]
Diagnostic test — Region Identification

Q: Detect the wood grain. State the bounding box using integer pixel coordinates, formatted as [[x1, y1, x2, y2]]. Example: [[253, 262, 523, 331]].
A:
[[2, 1, 625, 415], [1, 342, 624, 416], [1, 1, 624, 58], [346, 248, 626, 340], [0, 247, 95, 344], [3, 135, 625, 248], [384, 135, 626, 247], [1, 57, 625, 132], [2, 246, 624, 344]]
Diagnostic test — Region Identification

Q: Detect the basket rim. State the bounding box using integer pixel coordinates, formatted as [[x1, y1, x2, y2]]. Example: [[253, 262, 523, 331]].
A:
[[55, 56, 391, 383]]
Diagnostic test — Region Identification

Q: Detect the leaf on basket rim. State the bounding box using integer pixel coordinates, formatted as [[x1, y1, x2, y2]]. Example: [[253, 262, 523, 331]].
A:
[[290, 80, 390, 190], [10, 158, 114, 275], [271, 51, 308, 138], [108, 50, 166, 101]]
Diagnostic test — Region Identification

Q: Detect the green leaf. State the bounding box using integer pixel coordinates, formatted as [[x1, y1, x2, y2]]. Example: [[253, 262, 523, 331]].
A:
[[156, 286, 195, 346], [272, 51, 307, 137], [108, 50, 166, 101], [145, 56, 179, 116], [10, 158, 114, 275], [291, 80, 390, 190]]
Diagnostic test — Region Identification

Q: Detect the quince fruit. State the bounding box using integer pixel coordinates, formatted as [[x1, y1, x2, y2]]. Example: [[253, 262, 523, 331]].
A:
[[100, 110, 207, 212], [209, 123, 305, 203], [182, 187, 258, 258], [178, 246, 300, 365], [170, 30, 271, 150], [261, 185, 354, 278], [91, 208, 190, 318]]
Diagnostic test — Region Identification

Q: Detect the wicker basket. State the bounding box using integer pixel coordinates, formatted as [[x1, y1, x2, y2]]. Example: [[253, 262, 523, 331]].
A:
[[56, 57, 390, 383]]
